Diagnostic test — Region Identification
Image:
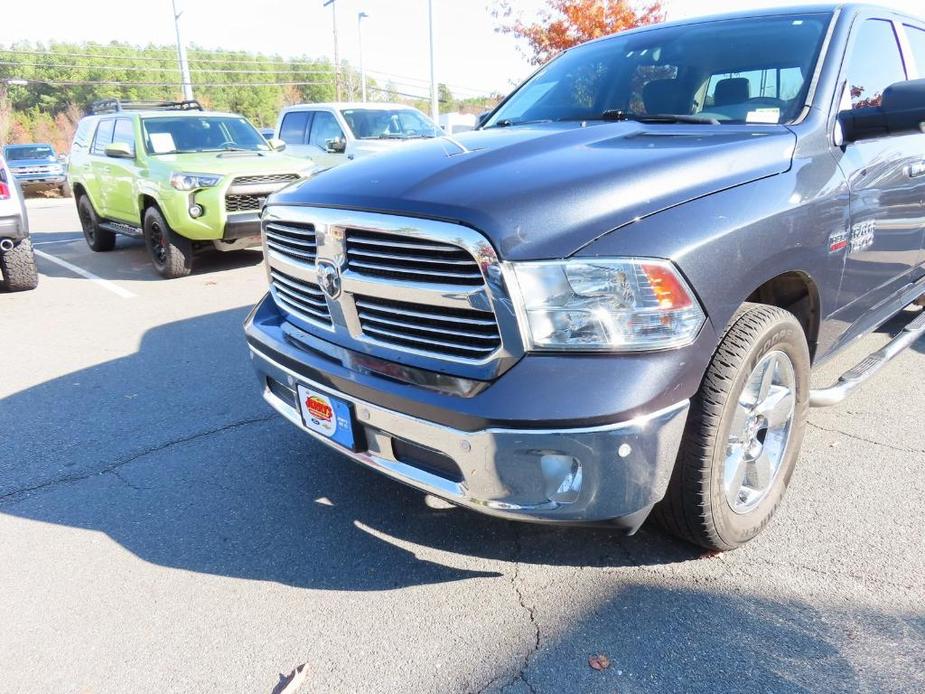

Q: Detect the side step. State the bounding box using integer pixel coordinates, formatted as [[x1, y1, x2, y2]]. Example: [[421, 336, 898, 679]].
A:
[[810, 310, 925, 407], [99, 220, 142, 238]]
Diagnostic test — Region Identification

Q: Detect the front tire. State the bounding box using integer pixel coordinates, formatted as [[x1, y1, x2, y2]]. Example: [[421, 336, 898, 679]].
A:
[[0, 237, 39, 292], [143, 206, 193, 279], [654, 303, 810, 551], [78, 195, 115, 252]]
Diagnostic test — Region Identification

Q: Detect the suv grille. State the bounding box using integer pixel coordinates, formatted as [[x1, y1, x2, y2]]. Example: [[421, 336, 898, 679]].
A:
[[355, 295, 501, 359], [265, 221, 317, 263], [232, 174, 300, 186], [269, 269, 332, 327], [345, 229, 484, 286], [226, 193, 265, 213]]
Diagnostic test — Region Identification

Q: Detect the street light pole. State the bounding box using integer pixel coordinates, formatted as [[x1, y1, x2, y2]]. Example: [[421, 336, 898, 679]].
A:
[[171, 0, 194, 101], [427, 0, 439, 123], [323, 0, 341, 101], [358, 11, 369, 103]]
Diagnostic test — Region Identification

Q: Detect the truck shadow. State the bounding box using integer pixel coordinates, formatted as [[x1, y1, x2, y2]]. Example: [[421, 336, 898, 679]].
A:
[[1, 306, 702, 594]]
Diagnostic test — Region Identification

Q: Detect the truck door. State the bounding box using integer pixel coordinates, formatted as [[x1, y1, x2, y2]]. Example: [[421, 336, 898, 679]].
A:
[[103, 118, 139, 224], [277, 110, 314, 161], [833, 18, 925, 319]]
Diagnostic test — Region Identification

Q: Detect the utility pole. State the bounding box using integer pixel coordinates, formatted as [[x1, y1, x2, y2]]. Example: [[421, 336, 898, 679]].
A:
[[427, 0, 439, 123], [323, 0, 341, 101], [171, 0, 194, 101], [358, 11, 369, 102]]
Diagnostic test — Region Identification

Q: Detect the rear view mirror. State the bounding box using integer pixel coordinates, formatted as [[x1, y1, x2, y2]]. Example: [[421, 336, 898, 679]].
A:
[[268, 138, 287, 152], [325, 138, 346, 154], [838, 78, 925, 143], [104, 142, 134, 159]]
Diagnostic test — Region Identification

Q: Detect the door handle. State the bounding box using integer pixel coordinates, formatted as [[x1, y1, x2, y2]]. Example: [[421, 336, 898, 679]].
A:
[[905, 162, 925, 179]]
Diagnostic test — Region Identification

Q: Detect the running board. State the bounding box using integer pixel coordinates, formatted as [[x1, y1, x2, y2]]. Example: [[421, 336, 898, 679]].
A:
[[810, 310, 925, 407], [99, 220, 142, 238]]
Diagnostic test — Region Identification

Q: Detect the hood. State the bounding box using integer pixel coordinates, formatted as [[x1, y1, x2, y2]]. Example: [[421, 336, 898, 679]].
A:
[[272, 121, 797, 260], [152, 150, 311, 177], [351, 137, 434, 157]]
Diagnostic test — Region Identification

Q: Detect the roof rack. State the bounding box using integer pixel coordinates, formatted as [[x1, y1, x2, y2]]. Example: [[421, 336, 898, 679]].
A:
[[89, 99, 204, 115]]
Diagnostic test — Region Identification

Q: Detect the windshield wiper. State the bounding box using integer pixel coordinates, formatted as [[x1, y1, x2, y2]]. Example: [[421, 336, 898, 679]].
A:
[[485, 118, 553, 128], [598, 110, 720, 125]]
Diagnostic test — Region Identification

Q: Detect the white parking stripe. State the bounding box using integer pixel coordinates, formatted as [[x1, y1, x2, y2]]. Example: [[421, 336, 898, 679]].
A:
[[32, 238, 84, 246], [33, 249, 137, 299]]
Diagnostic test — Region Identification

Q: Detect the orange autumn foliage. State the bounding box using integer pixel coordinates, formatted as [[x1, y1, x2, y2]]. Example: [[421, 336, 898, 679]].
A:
[[494, 0, 666, 65]]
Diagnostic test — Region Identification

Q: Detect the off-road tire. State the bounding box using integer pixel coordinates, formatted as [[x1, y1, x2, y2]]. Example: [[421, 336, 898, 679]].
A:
[[0, 237, 39, 292], [143, 206, 193, 279], [78, 195, 115, 252], [653, 303, 810, 551]]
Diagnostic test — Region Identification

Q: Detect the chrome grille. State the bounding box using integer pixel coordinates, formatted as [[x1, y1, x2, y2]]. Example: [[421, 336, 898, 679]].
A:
[[345, 229, 484, 286], [269, 269, 332, 327], [264, 221, 318, 264], [355, 295, 501, 359], [232, 173, 300, 186]]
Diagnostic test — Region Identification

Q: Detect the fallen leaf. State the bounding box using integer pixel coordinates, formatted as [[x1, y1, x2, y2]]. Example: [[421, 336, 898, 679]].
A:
[[589, 654, 611, 671]]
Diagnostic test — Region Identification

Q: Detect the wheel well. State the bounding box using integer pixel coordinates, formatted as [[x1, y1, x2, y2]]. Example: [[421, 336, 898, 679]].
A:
[[72, 183, 87, 200], [139, 194, 159, 214], [746, 272, 820, 361]]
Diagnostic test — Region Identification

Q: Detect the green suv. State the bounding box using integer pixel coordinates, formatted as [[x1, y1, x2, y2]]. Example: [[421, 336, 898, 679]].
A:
[[68, 100, 314, 278]]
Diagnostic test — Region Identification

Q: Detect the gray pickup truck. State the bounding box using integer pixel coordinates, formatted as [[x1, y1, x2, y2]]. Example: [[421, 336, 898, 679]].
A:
[[244, 3, 925, 551]]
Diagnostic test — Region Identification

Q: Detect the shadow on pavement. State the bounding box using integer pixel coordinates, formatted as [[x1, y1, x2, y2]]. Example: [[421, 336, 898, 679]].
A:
[[1, 306, 703, 594]]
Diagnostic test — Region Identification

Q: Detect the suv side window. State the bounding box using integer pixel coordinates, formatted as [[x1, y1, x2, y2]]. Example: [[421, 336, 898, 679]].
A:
[[91, 119, 116, 156], [112, 118, 136, 154], [308, 111, 345, 148], [280, 111, 310, 145], [903, 24, 925, 77], [72, 119, 95, 152], [844, 19, 907, 109]]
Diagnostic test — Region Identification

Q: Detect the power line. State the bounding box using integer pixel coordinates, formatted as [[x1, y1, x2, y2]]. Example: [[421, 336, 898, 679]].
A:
[[11, 77, 334, 87], [0, 60, 335, 75]]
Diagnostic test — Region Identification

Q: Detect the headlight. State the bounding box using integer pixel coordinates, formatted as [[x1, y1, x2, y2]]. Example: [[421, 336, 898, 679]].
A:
[[169, 172, 222, 191], [508, 258, 705, 351]]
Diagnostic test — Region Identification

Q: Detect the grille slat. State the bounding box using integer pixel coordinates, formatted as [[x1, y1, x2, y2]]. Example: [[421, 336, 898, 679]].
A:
[[346, 229, 484, 286], [354, 295, 501, 360], [226, 193, 265, 213], [232, 173, 300, 186], [264, 221, 318, 264], [269, 269, 331, 327]]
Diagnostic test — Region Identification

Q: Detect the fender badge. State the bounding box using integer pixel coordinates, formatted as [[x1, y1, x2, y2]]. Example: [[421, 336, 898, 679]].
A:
[[828, 229, 849, 253]]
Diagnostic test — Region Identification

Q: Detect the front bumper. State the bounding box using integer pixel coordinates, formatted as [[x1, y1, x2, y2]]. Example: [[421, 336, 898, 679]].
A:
[[245, 295, 690, 527], [218, 212, 262, 248], [14, 174, 66, 188]]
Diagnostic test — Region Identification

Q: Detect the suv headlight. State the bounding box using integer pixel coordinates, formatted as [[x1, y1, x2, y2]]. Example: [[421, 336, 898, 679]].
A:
[[508, 258, 705, 351], [170, 172, 222, 191]]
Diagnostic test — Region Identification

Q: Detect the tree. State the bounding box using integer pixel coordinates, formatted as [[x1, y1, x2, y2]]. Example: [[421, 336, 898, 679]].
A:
[[493, 0, 665, 65]]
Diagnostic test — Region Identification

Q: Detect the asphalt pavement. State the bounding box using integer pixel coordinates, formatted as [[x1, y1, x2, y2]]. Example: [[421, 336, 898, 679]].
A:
[[1, 197, 923, 693]]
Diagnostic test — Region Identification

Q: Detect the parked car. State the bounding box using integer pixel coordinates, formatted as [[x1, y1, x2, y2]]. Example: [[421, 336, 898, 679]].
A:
[[2, 143, 70, 197], [67, 100, 315, 278], [0, 155, 38, 291], [439, 112, 477, 135], [274, 102, 441, 169], [245, 4, 925, 551]]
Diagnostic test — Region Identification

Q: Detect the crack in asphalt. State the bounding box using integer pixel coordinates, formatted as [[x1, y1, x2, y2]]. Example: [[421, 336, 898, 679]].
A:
[[807, 421, 925, 455], [0, 414, 276, 506], [476, 528, 540, 694]]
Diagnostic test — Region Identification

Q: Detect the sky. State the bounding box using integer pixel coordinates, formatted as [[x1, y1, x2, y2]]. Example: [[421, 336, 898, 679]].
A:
[[3, 0, 924, 98]]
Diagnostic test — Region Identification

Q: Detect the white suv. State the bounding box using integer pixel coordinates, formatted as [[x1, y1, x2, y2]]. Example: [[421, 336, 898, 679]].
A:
[[274, 102, 441, 169], [0, 155, 38, 292]]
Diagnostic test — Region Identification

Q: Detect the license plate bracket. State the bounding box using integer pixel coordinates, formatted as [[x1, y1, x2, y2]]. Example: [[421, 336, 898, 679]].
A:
[[296, 384, 357, 451]]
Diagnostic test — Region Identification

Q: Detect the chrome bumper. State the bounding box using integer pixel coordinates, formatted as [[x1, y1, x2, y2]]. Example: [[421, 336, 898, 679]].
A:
[[248, 343, 689, 527]]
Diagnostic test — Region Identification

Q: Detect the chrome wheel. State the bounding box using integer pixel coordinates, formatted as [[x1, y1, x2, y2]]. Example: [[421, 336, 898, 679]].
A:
[[723, 350, 796, 514]]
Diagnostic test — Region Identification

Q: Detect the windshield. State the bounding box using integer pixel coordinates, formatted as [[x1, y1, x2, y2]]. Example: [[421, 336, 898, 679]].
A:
[[341, 108, 440, 139], [141, 116, 269, 154], [5, 145, 56, 161], [485, 13, 831, 128]]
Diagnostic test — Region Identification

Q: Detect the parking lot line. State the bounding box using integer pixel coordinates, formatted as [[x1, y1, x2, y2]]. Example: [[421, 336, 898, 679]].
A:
[[32, 238, 84, 247], [33, 249, 137, 299]]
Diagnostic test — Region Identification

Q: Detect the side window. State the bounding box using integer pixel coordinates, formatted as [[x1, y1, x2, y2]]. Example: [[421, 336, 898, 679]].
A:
[[112, 119, 136, 153], [279, 111, 310, 145], [72, 119, 95, 152], [91, 119, 115, 156], [308, 111, 345, 148], [903, 25, 925, 77], [844, 19, 907, 109]]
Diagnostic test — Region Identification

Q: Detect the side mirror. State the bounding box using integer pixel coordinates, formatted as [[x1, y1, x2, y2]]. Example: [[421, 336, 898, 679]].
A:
[[476, 111, 492, 129], [325, 137, 346, 154], [838, 78, 925, 143], [104, 142, 134, 159], [268, 138, 287, 152]]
